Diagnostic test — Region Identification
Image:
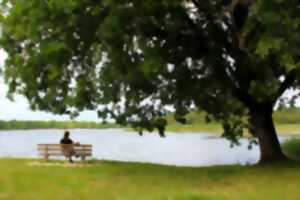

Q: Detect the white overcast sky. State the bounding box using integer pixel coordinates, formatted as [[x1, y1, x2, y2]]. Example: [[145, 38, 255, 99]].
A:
[[0, 50, 99, 121]]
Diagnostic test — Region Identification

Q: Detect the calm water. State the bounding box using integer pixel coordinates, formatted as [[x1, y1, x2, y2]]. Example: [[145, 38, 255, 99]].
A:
[[0, 128, 260, 166]]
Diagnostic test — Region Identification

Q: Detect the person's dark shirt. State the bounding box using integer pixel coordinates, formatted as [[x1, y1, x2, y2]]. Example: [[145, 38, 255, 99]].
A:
[[60, 138, 73, 144]]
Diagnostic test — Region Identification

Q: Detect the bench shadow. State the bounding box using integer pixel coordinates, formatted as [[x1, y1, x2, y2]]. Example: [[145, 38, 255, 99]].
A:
[[27, 159, 97, 168]]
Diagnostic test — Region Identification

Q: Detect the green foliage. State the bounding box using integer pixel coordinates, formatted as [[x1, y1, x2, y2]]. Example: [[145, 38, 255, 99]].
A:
[[282, 138, 300, 160], [252, 1, 300, 69]]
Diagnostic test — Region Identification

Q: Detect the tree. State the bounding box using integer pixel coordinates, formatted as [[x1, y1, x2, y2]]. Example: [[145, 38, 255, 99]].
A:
[[1, 0, 300, 163]]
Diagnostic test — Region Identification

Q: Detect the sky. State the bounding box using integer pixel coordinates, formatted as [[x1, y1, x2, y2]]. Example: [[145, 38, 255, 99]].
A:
[[0, 50, 99, 121]]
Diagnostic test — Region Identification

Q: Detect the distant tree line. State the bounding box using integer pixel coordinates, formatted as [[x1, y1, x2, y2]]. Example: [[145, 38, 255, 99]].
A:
[[0, 120, 117, 130]]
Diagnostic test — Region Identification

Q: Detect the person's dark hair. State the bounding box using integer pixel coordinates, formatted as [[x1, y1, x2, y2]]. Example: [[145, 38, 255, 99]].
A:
[[64, 130, 70, 138]]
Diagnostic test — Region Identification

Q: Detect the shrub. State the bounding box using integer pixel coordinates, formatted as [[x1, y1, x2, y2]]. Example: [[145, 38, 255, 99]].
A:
[[282, 138, 300, 160]]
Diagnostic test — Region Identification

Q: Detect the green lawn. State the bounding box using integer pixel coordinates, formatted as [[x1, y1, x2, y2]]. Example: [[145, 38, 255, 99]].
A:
[[1, 159, 300, 200]]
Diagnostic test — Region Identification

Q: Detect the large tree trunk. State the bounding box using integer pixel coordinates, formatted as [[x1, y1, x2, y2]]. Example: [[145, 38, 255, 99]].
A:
[[249, 104, 288, 163]]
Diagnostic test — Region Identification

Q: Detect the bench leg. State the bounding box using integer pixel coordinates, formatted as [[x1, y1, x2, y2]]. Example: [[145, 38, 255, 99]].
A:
[[68, 155, 74, 163], [44, 154, 49, 162], [81, 155, 86, 162], [44, 147, 50, 162]]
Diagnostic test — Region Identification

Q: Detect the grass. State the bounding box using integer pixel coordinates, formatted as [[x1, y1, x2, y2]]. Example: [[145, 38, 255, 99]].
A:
[[0, 158, 300, 200], [164, 108, 300, 136]]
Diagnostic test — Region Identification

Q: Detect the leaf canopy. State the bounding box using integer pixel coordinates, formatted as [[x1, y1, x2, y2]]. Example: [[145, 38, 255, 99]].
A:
[[1, 0, 300, 140]]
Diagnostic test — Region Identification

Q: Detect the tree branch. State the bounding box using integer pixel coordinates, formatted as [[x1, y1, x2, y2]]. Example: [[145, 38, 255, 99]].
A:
[[275, 69, 297, 99]]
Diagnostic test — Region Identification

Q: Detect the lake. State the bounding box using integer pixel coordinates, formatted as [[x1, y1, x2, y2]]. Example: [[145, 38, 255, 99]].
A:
[[0, 128, 260, 166]]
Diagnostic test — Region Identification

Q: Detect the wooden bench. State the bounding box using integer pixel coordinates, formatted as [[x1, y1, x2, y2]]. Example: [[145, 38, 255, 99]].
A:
[[38, 144, 92, 162]]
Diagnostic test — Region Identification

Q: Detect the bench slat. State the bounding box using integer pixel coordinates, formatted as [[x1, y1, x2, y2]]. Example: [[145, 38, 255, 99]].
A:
[[38, 145, 92, 148], [38, 153, 92, 156], [37, 148, 92, 151], [38, 147, 92, 151], [38, 150, 91, 153], [38, 149, 92, 152], [38, 144, 92, 147]]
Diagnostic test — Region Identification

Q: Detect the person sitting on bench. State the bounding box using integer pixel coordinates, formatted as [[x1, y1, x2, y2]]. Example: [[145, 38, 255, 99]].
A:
[[60, 130, 79, 163]]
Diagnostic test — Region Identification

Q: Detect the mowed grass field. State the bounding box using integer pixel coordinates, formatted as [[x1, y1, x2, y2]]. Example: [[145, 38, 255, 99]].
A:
[[165, 108, 300, 135], [0, 159, 300, 200]]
